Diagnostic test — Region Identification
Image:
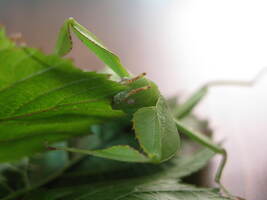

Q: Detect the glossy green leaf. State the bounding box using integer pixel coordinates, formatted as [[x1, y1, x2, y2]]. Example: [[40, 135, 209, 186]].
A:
[[133, 96, 180, 162], [55, 18, 130, 78], [0, 30, 126, 162]]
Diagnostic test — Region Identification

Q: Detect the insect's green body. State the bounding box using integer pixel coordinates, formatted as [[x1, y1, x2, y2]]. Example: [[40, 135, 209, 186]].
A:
[[53, 17, 261, 198], [54, 18, 181, 164], [113, 75, 180, 163], [112, 77, 160, 113]]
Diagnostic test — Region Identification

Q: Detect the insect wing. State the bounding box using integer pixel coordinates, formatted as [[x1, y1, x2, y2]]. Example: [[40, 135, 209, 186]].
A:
[[133, 96, 180, 162]]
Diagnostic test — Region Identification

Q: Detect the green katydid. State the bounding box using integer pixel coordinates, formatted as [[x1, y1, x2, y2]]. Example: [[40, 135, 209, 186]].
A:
[[51, 17, 265, 198]]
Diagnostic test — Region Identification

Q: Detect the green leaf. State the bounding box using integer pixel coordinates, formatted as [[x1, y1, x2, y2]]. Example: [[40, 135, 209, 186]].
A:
[[159, 148, 215, 179], [55, 18, 130, 78], [0, 23, 231, 200], [133, 96, 180, 162], [50, 142, 215, 184], [0, 29, 127, 162], [1, 138, 219, 200], [82, 148, 221, 200], [40, 180, 229, 200]]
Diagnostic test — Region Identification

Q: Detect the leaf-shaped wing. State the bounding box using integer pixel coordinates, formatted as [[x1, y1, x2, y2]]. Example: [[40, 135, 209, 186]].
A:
[[133, 96, 180, 162]]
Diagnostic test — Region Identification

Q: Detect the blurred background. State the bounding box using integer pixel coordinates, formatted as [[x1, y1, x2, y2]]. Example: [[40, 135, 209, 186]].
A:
[[1, 0, 267, 199]]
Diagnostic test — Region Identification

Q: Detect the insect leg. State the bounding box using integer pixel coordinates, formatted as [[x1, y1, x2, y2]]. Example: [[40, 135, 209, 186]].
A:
[[175, 67, 267, 119], [174, 119, 233, 198], [54, 17, 130, 78]]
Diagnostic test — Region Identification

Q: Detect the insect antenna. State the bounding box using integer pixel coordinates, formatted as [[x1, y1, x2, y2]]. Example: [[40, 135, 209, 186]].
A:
[[121, 72, 147, 84]]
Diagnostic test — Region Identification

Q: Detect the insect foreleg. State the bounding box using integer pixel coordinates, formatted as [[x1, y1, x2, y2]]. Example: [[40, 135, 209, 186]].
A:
[[55, 17, 130, 78]]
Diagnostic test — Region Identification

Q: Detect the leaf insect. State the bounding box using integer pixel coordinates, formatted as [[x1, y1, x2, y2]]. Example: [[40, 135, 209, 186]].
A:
[[52, 17, 266, 199]]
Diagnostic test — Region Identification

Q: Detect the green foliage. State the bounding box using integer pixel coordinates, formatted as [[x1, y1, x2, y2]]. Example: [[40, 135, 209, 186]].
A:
[[0, 28, 126, 162], [2, 142, 222, 200], [0, 26, 230, 200]]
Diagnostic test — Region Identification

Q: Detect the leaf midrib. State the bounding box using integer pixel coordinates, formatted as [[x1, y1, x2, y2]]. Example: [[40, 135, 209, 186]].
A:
[[12, 77, 107, 116], [0, 97, 114, 122], [0, 49, 58, 93], [0, 48, 123, 121]]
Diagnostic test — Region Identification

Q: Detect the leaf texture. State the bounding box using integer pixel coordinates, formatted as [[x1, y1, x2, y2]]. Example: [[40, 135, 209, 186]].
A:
[[0, 29, 126, 162]]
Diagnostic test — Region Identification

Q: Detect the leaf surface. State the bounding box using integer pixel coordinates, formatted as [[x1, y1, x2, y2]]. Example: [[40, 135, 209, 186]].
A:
[[0, 29, 126, 162], [22, 148, 226, 200], [44, 180, 228, 200]]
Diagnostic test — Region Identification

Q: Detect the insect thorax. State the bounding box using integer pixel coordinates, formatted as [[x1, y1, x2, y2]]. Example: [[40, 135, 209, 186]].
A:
[[112, 77, 161, 114]]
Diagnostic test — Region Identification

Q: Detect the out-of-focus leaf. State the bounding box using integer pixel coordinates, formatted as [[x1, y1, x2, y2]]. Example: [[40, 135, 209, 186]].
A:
[[25, 179, 228, 200], [28, 142, 69, 184], [20, 145, 218, 200]]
